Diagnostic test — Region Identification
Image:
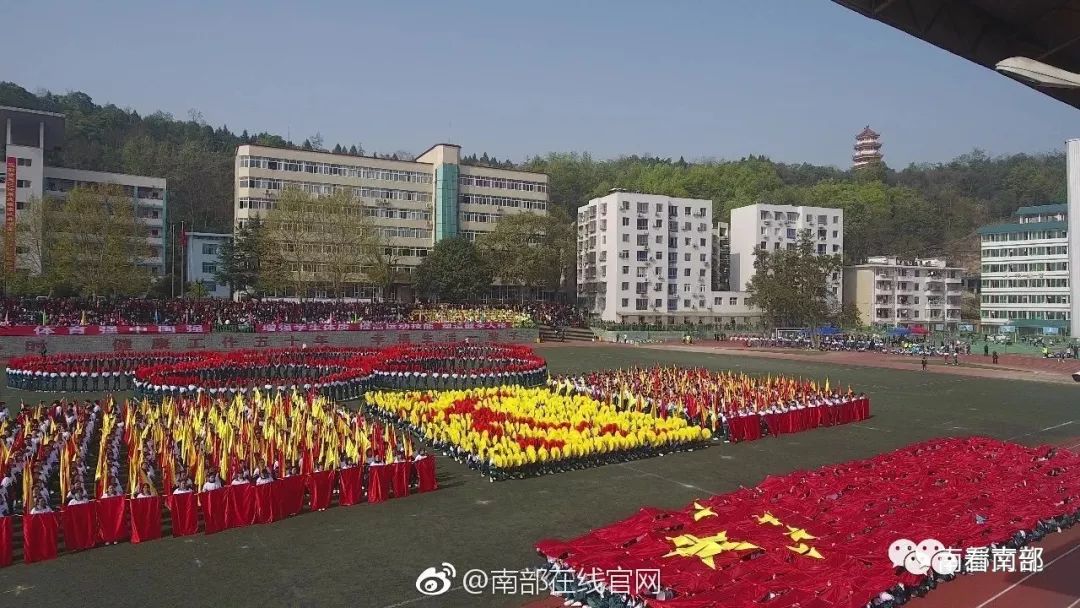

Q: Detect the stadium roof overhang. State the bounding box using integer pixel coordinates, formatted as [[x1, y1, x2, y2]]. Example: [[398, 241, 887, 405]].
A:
[[832, 0, 1080, 108]]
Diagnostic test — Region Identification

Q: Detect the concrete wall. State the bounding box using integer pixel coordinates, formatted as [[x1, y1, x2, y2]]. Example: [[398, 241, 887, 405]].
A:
[[0, 327, 539, 359]]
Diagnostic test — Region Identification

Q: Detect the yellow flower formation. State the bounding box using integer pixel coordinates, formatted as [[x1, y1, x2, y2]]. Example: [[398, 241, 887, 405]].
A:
[[366, 387, 711, 477]]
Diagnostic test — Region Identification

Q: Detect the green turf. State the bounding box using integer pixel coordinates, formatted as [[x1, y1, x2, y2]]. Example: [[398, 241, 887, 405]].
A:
[[0, 345, 1077, 608]]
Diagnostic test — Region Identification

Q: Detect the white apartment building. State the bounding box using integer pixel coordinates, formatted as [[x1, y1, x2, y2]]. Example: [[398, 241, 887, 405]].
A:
[[729, 204, 845, 304], [234, 143, 548, 299], [185, 232, 232, 299], [843, 256, 963, 330], [1, 106, 166, 276], [576, 191, 756, 325], [979, 203, 1070, 335]]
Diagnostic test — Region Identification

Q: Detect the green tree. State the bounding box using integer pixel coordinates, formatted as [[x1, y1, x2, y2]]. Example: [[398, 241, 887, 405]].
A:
[[45, 185, 153, 296], [215, 218, 274, 295], [186, 280, 209, 300], [413, 238, 492, 303], [746, 230, 842, 330], [476, 210, 574, 297]]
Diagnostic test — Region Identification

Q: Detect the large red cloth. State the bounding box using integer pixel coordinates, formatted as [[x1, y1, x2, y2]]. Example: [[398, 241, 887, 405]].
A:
[[23, 512, 59, 563], [307, 470, 335, 511], [167, 492, 200, 537], [337, 466, 364, 506], [728, 415, 762, 442], [95, 495, 128, 543], [391, 462, 411, 498], [415, 456, 438, 493], [273, 475, 306, 517], [226, 483, 256, 528], [367, 464, 390, 503], [61, 502, 98, 551], [536, 437, 1080, 608], [253, 483, 277, 524], [200, 488, 229, 535], [129, 496, 163, 543], [0, 516, 12, 567]]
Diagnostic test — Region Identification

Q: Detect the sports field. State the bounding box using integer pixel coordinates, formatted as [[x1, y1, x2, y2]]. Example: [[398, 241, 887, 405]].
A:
[[0, 344, 1077, 608]]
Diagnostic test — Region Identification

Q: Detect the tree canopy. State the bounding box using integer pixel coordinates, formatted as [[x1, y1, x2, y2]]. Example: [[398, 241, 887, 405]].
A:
[[413, 238, 492, 303], [746, 230, 843, 328]]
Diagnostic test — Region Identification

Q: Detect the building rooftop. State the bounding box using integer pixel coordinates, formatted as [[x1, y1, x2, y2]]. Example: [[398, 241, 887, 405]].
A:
[[1014, 203, 1067, 216], [856, 125, 879, 139], [977, 220, 1068, 235], [0, 105, 66, 149]]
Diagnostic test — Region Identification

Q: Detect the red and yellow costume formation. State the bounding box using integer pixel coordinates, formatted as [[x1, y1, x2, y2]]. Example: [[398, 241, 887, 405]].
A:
[[536, 437, 1080, 608], [366, 387, 709, 480], [0, 392, 437, 567], [562, 367, 870, 442]]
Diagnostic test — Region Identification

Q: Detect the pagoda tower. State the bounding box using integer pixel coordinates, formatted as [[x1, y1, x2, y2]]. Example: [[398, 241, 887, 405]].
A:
[[852, 125, 883, 168]]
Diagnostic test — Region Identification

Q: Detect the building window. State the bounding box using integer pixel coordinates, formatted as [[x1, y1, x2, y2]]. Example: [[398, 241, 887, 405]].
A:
[[729, 297, 738, 306], [621, 282, 629, 290], [202, 281, 217, 292], [637, 218, 648, 230], [684, 268, 690, 276], [786, 228, 796, 239], [833, 216, 839, 224], [15, 180, 30, 188], [202, 244, 219, 255], [16, 158, 31, 167], [621, 298, 629, 307], [622, 217, 630, 226], [202, 263, 217, 274]]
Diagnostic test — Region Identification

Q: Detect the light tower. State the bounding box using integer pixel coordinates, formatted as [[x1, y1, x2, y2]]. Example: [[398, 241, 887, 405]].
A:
[[852, 125, 883, 169]]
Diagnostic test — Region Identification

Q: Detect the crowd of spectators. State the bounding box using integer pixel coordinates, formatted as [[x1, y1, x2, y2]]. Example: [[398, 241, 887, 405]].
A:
[[0, 297, 585, 329]]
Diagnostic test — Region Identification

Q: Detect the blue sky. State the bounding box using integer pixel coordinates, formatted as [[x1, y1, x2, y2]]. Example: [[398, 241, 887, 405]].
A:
[[8, 0, 1080, 167]]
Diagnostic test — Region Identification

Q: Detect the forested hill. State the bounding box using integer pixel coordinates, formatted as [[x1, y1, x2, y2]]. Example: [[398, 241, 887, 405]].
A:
[[0, 82, 1066, 268]]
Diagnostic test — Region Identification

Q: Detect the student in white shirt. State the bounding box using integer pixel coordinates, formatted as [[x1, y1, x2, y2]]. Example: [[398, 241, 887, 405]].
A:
[[30, 497, 52, 514]]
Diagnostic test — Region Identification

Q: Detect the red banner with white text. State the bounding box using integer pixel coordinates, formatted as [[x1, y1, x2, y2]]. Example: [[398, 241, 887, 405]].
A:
[[0, 324, 212, 336], [255, 321, 511, 333]]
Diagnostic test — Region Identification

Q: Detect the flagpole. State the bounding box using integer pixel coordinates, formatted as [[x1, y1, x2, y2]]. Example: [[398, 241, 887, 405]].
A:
[[180, 220, 186, 299]]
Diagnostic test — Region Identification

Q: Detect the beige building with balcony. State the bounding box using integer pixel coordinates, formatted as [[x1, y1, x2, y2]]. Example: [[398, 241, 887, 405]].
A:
[[843, 256, 963, 330], [234, 143, 548, 299], [1, 106, 166, 276]]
